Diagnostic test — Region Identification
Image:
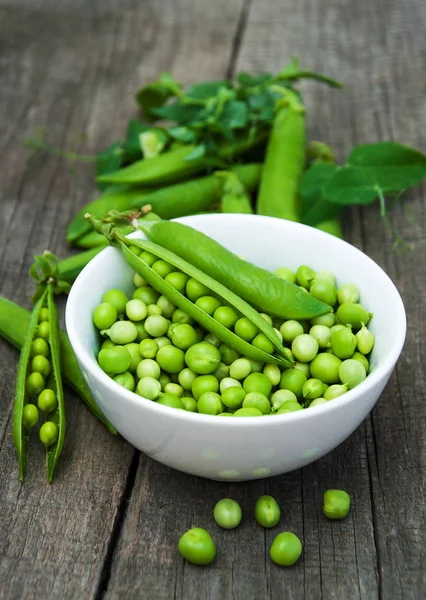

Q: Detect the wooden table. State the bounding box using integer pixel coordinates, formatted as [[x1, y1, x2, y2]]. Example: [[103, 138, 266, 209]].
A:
[[1, 1, 425, 598]]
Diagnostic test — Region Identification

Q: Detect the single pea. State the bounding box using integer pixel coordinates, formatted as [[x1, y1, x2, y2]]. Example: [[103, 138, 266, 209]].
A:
[[31, 355, 51, 378], [280, 320, 304, 344], [259, 313, 273, 326], [337, 282, 360, 305], [221, 386, 246, 409], [22, 403, 39, 429], [158, 372, 171, 390], [172, 308, 194, 325], [147, 303, 163, 316], [113, 371, 135, 392], [214, 306, 239, 329], [234, 317, 258, 342], [197, 392, 224, 415], [323, 489, 351, 519], [157, 393, 183, 409], [243, 373, 272, 397], [140, 250, 157, 266], [310, 312, 335, 327], [311, 279, 336, 305], [164, 271, 189, 293], [336, 303, 372, 329], [128, 244, 141, 256], [255, 495, 281, 528], [143, 315, 168, 338], [309, 324, 332, 349], [248, 359, 264, 373], [331, 328, 357, 360], [185, 278, 209, 302], [270, 532, 302, 566], [323, 383, 348, 400], [101, 339, 116, 350], [136, 358, 161, 380], [137, 377, 162, 400], [339, 359, 366, 389], [38, 307, 49, 322], [229, 358, 251, 380], [185, 343, 221, 375], [263, 364, 281, 386], [203, 332, 221, 348], [171, 324, 199, 350], [308, 397, 328, 408], [122, 343, 141, 373], [220, 377, 242, 393], [37, 321, 50, 340], [139, 339, 159, 359], [279, 369, 307, 399], [356, 324, 375, 355], [152, 259, 174, 278], [350, 351, 370, 372], [182, 396, 197, 412], [30, 337, 49, 358], [157, 345, 185, 374], [274, 267, 296, 284], [133, 322, 150, 342], [243, 392, 270, 414], [213, 498, 242, 529], [315, 269, 336, 285], [157, 295, 176, 318], [102, 289, 128, 315], [302, 378, 324, 401], [107, 321, 138, 345], [252, 333, 274, 355], [37, 388, 57, 413], [291, 334, 319, 363], [309, 353, 342, 384], [192, 375, 219, 400], [93, 302, 117, 330], [26, 372, 45, 396], [195, 295, 221, 316], [270, 389, 298, 412], [212, 362, 229, 382], [294, 361, 310, 379], [124, 299, 147, 322], [234, 407, 263, 417], [154, 336, 172, 349], [133, 286, 160, 306], [277, 401, 303, 414], [133, 272, 147, 287], [39, 421, 58, 447], [178, 368, 197, 391], [178, 528, 216, 565], [330, 324, 347, 334], [218, 343, 240, 366], [98, 346, 131, 375], [296, 265, 315, 289]]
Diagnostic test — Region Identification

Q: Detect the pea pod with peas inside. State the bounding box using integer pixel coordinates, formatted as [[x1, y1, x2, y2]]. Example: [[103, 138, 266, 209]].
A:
[[140, 220, 332, 320]]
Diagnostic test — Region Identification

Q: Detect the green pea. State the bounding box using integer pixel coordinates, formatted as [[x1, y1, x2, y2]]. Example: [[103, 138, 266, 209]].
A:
[[38, 307, 49, 322], [233, 407, 263, 417], [22, 403, 39, 429], [220, 377, 242, 393], [197, 392, 224, 415], [294, 361, 310, 379], [203, 332, 221, 348], [310, 312, 335, 327], [331, 328, 357, 359], [158, 372, 171, 390], [98, 346, 131, 375], [350, 351, 370, 372], [31, 354, 51, 378], [139, 339, 159, 359], [221, 386, 246, 409], [186, 278, 210, 302], [26, 372, 45, 396], [229, 358, 251, 380], [136, 358, 161, 380], [212, 362, 229, 382], [218, 343, 240, 366], [339, 359, 366, 389], [192, 375, 219, 400], [172, 308, 194, 325], [124, 299, 147, 321], [234, 317, 258, 342], [101, 339, 116, 350], [154, 336, 172, 349], [133, 322, 150, 342], [309, 324, 332, 349], [270, 532, 302, 566], [178, 368, 197, 391], [214, 305, 239, 329], [93, 302, 117, 330], [243, 373, 272, 397], [323, 489, 351, 519], [270, 389, 298, 412], [291, 334, 319, 363], [157, 295, 176, 318], [30, 337, 49, 358], [263, 364, 281, 386], [330, 324, 347, 334], [255, 495, 281, 528], [148, 304, 163, 317], [102, 289, 128, 315], [178, 528, 216, 565], [133, 272, 147, 287], [259, 313, 273, 326], [248, 359, 264, 373], [143, 315, 168, 337], [337, 282, 360, 304], [152, 259, 174, 278], [185, 342, 221, 374], [302, 378, 324, 401], [164, 271, 189, 293], [252, 333, 274, 355], [274, 267, 296, 284], [218, 412, 233, 416], [336, 303, 372, 329], [37, 389, 57, 413], [37, 321, 50, 340], [315, 269, 336, 285], [280, 320, 304, 344], [308, 397, 328, 408], [243, 392, 270, 414], [279, 369, 307, 399], [140, 250, 157, 266], [137, 376, 162, 400], [213, 498, 242, 529], [356, 324, 375, 355], [309, 353, 342, 384], [128, 245, 141, 256], [171, 324, 198, 350], [157, 393, 183, 409], [195, 295, 221, 316], [133, 286, 160, 306], [157, 345, 185, 373], [182, 396, 197, 412], [113, 371, 135, 392], [296, 265, 315, 289], [277, 401, 303, 414], [107, 321, 138, 344], [310, 279, 336, 307], [39, 421, 58, 447], [323, 383, 348, 400]]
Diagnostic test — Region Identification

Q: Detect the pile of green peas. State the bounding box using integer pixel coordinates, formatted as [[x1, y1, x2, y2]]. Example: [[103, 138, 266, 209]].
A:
[[93, 259, 374, 416]]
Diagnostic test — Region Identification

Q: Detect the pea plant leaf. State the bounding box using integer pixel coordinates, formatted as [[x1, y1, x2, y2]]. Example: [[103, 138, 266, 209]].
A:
[[153, 101, 204, 124], [168, 126, 197, 144], [217, 100, 249, 130], [299, 162, 342, 225], [186, 80, 231, 99], [135, 72, 182, 120], [122, 119, 148, 162], [236, 72, 273, 88], [347, 141, 426, 168], [96, 141, 122, 191]]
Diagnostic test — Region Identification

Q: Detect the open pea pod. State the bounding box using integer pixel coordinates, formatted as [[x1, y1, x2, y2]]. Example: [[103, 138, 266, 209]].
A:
[[118, 236, 292, 368]]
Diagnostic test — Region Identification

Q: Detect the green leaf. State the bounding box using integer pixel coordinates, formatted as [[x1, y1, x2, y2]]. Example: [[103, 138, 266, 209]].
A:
[[122, 119, 148, 162], [323, 167, 380, 205], [217, 101, 249, 130], [168, 126, 197, 143], [153, 101, 203, 124], [248, 92, 275, 123], [237, 72, 273, 88], [347, 141, 426, 168], [135, 72, 182, 120], [300, 163, 342, 225], [186, 80, 231, 99], [96, 141, 123, 191], [184, 144, 206, 161]]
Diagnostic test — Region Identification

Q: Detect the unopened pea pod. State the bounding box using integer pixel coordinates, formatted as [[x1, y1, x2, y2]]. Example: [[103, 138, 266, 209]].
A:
[[73, 230, 111, 249], [118, 240, 291, 367], [141, 220, 332, 320], [0, 296, 117, 435]]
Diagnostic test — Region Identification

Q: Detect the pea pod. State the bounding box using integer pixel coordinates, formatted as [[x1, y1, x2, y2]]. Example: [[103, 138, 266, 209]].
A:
[[140, 220, 331, 320], [0, 296, 117, 435], [215, 171, 253, 214], [57, 246, 107, 281], [73, 230, 110, 249]]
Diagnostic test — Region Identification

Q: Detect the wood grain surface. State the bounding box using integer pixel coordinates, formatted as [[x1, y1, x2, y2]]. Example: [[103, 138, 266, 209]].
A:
[[0, 1, 424, 599]]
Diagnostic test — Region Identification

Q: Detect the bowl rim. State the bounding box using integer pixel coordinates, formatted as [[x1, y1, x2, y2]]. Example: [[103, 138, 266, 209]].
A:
[[65, 214, 407, 427]]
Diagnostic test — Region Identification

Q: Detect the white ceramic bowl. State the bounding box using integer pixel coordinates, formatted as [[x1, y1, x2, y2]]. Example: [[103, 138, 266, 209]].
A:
[[66, 215, 406, 481]]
